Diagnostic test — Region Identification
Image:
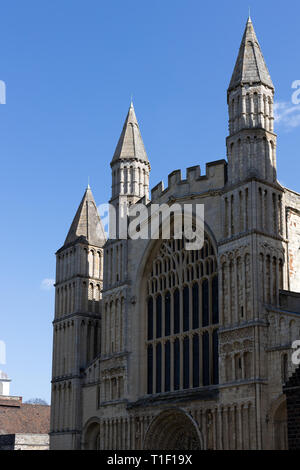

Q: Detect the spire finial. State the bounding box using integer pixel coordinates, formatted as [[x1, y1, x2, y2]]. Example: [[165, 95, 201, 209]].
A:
[[248, 6, 251, 21], [130, 93, 134, 107], [87, 176, 90, 190]]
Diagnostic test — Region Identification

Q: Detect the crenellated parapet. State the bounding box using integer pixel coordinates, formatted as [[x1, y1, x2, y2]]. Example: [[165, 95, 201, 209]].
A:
[[150, 160, 227, 203]]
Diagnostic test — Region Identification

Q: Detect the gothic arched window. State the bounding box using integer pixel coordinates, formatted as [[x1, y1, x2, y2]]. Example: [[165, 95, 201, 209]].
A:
[[165, 292, 171, 336], [146, 235, 219, 395], [202, 279, 209, 327], [192, 283, 199, 329], [183, 286, 189, 331], [147, 297, 153, 340], [156, 295, 162, 338], [174, 288, 180, 334]]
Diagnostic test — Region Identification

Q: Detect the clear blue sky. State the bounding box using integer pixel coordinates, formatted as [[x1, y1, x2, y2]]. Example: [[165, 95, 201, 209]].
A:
[[1, 0, 299, 403]]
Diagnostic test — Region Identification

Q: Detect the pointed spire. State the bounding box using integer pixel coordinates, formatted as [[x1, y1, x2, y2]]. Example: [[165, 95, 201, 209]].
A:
[[111, 102, 149, 166], [228, 17, 274, 92], [64, 186, 106, 247]]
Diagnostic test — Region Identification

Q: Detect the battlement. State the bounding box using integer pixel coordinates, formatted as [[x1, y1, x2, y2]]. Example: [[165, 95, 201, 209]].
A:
[[150, 159, 227, 202]]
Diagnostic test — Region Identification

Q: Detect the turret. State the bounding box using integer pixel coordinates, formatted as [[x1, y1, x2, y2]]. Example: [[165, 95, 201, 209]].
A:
[[227, 17, 277, 184], [50, 186, 106, 449], [110, 101, 151, 209]]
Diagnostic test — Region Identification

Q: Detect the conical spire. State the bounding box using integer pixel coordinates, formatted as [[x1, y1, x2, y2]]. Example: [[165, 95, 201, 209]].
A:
[[111, 102, 149, 165], [228, 17, 274, 92], [64, 186, 106, 247]]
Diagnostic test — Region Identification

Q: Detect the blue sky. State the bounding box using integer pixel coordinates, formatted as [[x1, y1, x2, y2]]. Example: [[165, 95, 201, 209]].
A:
[[0, 0, 300, 403]]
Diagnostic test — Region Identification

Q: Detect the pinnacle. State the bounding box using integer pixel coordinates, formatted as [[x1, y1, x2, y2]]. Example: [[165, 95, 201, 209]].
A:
[[228, 17, 274, 92], [111, 102, 149, 166], [64, 186, 106, 247]]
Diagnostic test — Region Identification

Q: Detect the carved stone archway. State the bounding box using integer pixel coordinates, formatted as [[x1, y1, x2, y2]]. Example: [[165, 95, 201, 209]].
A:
[[273, 399, 288, 450], [143, 409, 202, 450], [82, 418, 100, 450]]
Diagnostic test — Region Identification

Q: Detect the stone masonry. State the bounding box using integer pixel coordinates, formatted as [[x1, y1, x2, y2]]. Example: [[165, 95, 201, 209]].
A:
[[50, 17, 300, 450]]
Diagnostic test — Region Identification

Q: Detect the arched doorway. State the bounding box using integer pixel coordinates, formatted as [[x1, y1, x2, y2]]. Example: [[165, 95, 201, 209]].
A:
[[82, 419, 100, 450], [143, 409, 202, 450], [273, 400, 288, 450]]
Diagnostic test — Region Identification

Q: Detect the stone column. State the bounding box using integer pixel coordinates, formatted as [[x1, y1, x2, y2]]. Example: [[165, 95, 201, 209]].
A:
[[223, 407, 229, 449], [276, 258, 279, 306], [217, 407, 222, 450], [153, 342, 156, 393], [250, 93, 254, 127], [180, 337, 183, 389], [234, 257, 238, 324], [199, 332, 203, 386], [242, 254, 246, 322], [189, 333, 193, 388], [270, 253, 274, 306], [170, 338, 174, 391], [161, 340, 165, 392], [237, 404, 243, 449]]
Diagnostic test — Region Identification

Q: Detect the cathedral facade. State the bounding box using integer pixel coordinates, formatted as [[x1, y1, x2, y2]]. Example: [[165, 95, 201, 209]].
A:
[[50, 18, 300, 450]]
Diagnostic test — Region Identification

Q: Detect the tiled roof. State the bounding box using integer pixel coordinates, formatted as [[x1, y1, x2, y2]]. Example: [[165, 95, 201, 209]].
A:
[[0, 397, 50, 435]]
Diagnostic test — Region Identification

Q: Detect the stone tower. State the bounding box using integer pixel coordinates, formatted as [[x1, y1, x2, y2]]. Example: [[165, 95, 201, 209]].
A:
[[50, 185, 106, 450], [110, 101, 151, 208], [99, 102, 151, 409], [109, 102, 151, 236], [227, 17, 276, 184], [218, 17, 285, 449]]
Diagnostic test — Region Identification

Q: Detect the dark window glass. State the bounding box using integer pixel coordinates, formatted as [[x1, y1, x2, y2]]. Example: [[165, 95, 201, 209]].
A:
[[174, 289, 180, 334], [202, 331, 210, 386], [165, 292, 171, 336], [174, 338, 180, 390], [147, 345, 153, 394], [183, 337, 189, 389], [183, 286, 189, 331], [212, 276, 219, 324], [156, 295, 162, 338], [193, 335, 199, 388], [165, 341, 171, 392], [213, 329, 219, 385], [283, 354, 288, 383], [156, 343, 162, 393], [147, 297, 153, 340], [202, 279, 209, 327], [192, 283, 199, 329]]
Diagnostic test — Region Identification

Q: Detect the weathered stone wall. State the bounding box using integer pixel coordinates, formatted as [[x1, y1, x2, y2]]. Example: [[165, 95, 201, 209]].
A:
[[0, 433, 49, 451], [284, 189, 300, 293], [50, 17, 300, 450]]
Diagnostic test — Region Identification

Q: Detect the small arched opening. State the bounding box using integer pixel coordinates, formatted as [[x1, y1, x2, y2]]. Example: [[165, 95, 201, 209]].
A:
[[82, 419, 100, 450], [270, 396, 288, 450]]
